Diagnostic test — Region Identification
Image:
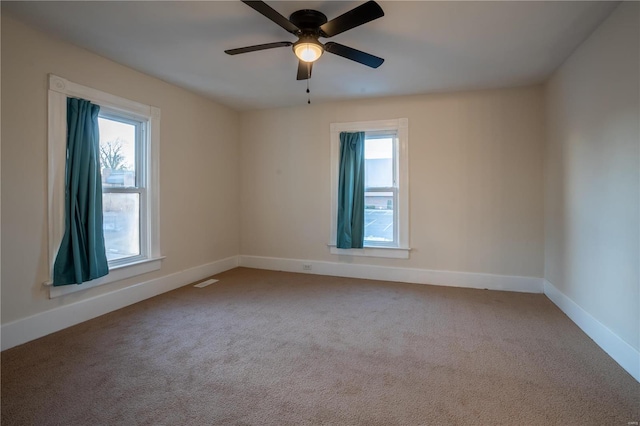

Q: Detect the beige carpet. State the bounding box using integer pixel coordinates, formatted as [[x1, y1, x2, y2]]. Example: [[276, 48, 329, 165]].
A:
[[2, 267, 638, 425]]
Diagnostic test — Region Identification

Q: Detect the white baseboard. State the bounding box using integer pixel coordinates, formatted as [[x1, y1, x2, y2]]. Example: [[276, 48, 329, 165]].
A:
[[239, 255, 543, 293], [544, 279, 640, 382], [1, 256, 239, 351]]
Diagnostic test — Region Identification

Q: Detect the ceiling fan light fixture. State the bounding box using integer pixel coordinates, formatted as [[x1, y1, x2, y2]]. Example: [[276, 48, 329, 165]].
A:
[[293, 39, 324, 62]]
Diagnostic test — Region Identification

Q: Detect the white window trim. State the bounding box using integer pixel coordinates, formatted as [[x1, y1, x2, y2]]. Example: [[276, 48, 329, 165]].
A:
[[329, 118, 410, 259], [45, 74, 162, 298]]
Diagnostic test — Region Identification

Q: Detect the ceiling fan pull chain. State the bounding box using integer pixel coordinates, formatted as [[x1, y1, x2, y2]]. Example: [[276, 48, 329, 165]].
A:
[[307, 72, 311, 104]]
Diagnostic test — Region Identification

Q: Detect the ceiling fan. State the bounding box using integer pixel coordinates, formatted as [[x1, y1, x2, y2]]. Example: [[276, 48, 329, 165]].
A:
[[225, 0, 385, 81]]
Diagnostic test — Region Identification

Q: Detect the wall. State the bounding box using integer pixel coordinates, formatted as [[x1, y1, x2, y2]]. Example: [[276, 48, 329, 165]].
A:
[[1, 15, 241, 325], [240, 86, 545, 279], [544, 2, 639, 352]]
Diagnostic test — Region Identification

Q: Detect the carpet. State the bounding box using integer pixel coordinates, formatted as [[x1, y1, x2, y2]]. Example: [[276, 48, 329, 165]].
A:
[[2, 267, 638, 425]]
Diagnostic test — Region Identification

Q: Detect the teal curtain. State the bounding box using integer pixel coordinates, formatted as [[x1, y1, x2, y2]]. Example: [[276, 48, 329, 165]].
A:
[[53, 98, 109, 286], [337, 131, 365, 249]]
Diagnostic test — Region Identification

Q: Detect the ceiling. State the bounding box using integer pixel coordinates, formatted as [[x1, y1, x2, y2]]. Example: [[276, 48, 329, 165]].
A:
[[3, 1, 619, 111]]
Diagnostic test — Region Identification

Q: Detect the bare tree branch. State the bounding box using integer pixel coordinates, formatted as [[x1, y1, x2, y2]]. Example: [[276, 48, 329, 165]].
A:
[[100, 138, 129, 170]]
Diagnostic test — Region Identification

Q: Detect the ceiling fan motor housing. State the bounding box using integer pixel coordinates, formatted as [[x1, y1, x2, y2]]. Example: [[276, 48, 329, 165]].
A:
[[289, 9, 328, 35]]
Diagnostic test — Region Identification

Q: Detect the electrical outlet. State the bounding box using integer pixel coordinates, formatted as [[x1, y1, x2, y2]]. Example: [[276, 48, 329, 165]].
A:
[[302, 264, 312, 271]]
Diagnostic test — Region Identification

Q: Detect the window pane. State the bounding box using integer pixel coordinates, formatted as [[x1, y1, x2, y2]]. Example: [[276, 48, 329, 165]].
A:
[[103, 193, 140, 261], [365, 137, 393, 188], [364, 192, 394, 243], [99, 117, 136, 187]]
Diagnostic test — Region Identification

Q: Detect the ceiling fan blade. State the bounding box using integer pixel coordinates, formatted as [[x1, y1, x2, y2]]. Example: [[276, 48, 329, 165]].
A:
[[225, 41, 293, 55], [296, 61, 313, 80], [320, 1, 384, 38], [324, 42, 384, 68], [241, 1, 300, 34]]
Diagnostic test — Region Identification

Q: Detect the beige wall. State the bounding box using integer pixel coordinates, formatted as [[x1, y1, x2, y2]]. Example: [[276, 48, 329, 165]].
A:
[[544, 2, 639, 350], [1, 15, 241, 324], [240, 86, 545, 277]]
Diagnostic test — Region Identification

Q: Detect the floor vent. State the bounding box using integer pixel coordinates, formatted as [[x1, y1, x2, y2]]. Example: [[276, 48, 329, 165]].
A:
[[194, 279, 219, 288]]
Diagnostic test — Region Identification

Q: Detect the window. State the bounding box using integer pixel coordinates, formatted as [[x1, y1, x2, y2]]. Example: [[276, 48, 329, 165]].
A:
[[47, 74, 162, 297], [364, 133, 397, 246], [330, 119, 410, 259], [99, 113, 145, 265]]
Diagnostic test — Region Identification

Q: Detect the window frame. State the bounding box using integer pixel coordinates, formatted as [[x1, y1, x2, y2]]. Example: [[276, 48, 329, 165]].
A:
[[329, 118, 410, 259], [46, 74, 162, 298]]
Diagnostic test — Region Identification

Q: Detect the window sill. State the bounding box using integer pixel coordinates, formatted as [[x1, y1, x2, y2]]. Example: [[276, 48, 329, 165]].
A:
[[44, 256, 165, 298], [328, 245, 410, 259]]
